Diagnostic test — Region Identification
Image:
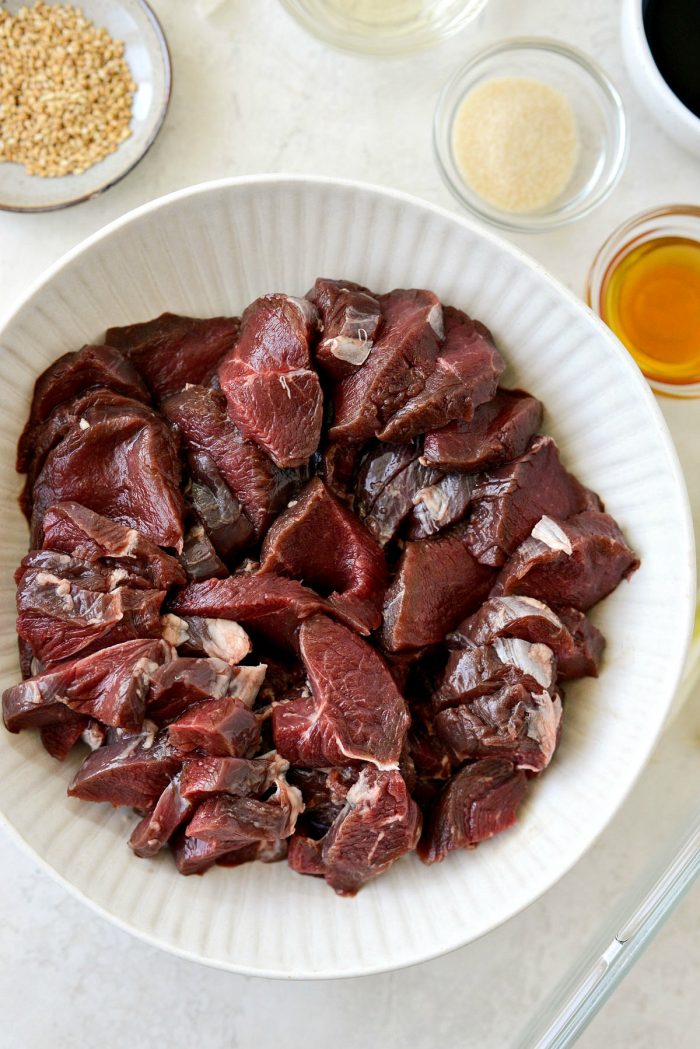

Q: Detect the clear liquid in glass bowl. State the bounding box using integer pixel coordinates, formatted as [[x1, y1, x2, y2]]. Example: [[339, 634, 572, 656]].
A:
[[278, 0, 489, 55]]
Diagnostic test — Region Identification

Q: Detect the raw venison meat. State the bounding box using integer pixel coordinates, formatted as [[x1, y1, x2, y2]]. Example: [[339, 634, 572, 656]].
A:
[[41, 502, 186, 590], [21, 390, 157, 513], [30, 407, 185, 551], [169, 573, 332, 652], [186, 785, 302, 845], [17, 343, 149, 472], [287, 766, 421, 895], [68, 730, 181, 809], [162, 615, 251, 664], [148, 658, 265, 723], [406, 471, 474, 540], [40, 710, 89, 761], [381, 527, 495, 652], [218, 294, 323, 468], [16, 574, 165, 665], [179, 754, 279, 801], [105, 312, 240, 399], [315, 441, 364, 506], [162, 385, 296, 539], [492, 512, 640, 611], [355, 443, 433, 544], [260, 478, 388, 633], [451, 596, 604, 682], [3, 638, 171, 734], [273, 615, 410, 769], [433, 638, 556, 712], [185, 448, 255, 562], [129, 773, 194, 857], [377, 307, 504, 442], [421, 388, 543, 472], [435, 683, 562, 771], [406, 703, 454, 781], [329, 289, 444, 443], [556, 607, 606, 679], [168, 695, 261, 757], [465, 436, 603, 567], [288, 766, 358, 837], [15, 549, 143, 593], [418, 758, 528, 864], [306, 278, 382, 381], [179, 524, 227, 581]]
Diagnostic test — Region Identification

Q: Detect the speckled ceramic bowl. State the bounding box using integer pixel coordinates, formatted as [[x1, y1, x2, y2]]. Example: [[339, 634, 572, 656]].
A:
[[0, 176, 693, 977], [0, 0, 171, 212]]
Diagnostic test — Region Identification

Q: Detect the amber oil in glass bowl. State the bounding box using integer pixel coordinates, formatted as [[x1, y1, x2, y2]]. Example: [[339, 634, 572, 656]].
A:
[[587, 206, 700, 396]]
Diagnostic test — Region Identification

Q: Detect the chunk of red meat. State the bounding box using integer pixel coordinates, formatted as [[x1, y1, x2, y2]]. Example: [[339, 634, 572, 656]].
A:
[[171, 832, 235, 875], [105, 312, 240, 399], [185, 448, 255, 563], [168, 695, 261, 757], [492, 512, 640, 611], [3, 638, 171, 734], [329, 289, 443, 443], [129, 773, 194, 858], [451, 596, 604, 682], [148, 658, 265, 723], [179, 754, 277, 801], [307, 278, 381, 381], [406, 471, 474, 540], [356, 443, 440, 545], [406, 703, 454, 781], [315, 441, 364, 506], [186, 786, 301, 844], [272, 615, 410, 769], [288, 767, 421, 895], [17, 548, 152, 593], [39, 710, 88, 761], [260, 478, 387, 633], [380, 527, 495, 652], [287, 766, 358, 837], [162, 385, 296, 539], [17, 576, 165, 666], [421, 388, 543, 472], [465, 436, 603, 567], [433, 638, 556, 712], [31, 409, 185, 552], [418, 758, 528, 864], [68, 730, 180, 809], [162, 614, 251, 664], [168, 573, 330, 652], [435, 683, 562, 772], [20, 391, 157, 515], [556, 607, 605, 679], [17, 343, 149, 472], [41, 502, 186, 589], [178, 524, 227, 582], [377, 307, 504, 442], [218, 295, 323, 468]]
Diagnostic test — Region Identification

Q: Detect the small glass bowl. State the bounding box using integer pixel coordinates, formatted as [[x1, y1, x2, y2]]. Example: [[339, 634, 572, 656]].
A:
[[586, 205, 700, 399], [434, 38, 628, 232], [278, 0, 489, 57]]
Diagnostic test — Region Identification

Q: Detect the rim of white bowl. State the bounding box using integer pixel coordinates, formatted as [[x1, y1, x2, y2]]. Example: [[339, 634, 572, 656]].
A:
[[0, 174, 694, 978]]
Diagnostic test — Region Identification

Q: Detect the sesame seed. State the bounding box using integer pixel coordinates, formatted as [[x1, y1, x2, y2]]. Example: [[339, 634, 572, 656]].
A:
[[0, 2, 135, 178]]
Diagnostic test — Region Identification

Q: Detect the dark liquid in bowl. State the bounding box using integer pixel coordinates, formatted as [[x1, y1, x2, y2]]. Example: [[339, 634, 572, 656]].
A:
[[644, 0, 700, 118]]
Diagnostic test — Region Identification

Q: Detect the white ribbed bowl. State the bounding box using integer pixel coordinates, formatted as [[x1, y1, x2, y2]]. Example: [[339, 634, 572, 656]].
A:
[[0, 176, 694, 978]]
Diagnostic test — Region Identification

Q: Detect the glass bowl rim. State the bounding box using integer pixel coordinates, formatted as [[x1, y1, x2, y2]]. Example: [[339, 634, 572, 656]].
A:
[[433, 36, 629, 233]]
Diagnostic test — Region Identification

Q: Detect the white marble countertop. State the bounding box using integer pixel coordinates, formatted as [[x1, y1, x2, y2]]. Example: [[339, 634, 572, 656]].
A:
[[1, 1, 699, 1046]]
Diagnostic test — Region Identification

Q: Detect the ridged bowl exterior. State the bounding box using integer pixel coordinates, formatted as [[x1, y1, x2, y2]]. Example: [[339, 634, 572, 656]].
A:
[[0, 176, 694, 978]]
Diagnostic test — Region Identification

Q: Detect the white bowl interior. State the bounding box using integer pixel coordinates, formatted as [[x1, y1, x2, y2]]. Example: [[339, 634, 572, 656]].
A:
[[0, 0, 170, 212], [0, 177, 694, 977]]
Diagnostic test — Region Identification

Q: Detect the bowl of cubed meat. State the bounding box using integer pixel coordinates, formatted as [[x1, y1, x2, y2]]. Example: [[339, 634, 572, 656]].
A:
[[0, 176, 693, 977]]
